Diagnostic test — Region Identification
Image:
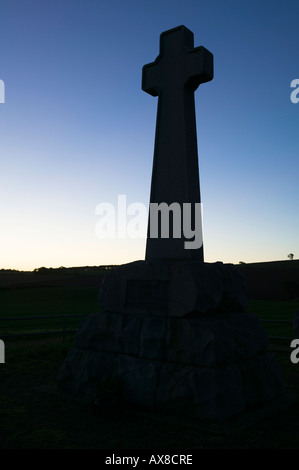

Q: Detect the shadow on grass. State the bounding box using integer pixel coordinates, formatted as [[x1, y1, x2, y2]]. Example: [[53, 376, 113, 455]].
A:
[[1, 336, 299, 449]]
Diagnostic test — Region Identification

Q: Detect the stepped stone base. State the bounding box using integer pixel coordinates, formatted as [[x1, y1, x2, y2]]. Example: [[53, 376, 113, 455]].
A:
[[58, 261, 285, 424], [98, 260, 248, 316]]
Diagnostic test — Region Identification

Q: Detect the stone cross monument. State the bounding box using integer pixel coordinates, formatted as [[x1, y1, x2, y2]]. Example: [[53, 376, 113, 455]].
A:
[[58, 26, 285, 425], [143, 26, 213, 261]]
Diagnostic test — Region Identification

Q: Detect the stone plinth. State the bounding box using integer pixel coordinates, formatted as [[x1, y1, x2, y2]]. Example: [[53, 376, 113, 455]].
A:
[[58, 261, 285, 424], [98, 260, 248, 317]]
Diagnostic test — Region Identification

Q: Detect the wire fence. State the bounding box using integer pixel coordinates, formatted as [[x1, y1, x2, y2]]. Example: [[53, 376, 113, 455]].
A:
[[0, 314, 296, 344], [260, 319, 294, 341], [0, 313, 88, 342]]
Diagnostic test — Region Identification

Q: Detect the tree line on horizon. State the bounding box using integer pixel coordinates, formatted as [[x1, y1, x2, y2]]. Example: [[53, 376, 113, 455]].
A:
[[0, 265, 116, 274], [0, 255, 296, 273]]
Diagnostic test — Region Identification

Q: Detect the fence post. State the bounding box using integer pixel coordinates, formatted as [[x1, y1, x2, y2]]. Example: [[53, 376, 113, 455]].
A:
[[293, 311, 299, 339], [62, 316, 66, 343]]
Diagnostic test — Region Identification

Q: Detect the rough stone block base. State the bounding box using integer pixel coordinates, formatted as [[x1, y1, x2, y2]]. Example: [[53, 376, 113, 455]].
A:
[[58, 311, 285, 424]]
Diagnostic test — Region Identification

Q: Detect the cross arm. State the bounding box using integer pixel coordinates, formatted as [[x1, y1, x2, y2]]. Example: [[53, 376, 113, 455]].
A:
[[186, 46, 213, 91], [142, 59, 161, 97]]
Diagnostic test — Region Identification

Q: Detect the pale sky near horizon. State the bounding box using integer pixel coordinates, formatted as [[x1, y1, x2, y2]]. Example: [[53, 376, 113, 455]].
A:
[[0, 0, 298, 271]]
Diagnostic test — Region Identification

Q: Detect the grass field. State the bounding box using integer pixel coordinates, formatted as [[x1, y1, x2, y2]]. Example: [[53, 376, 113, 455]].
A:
[[1, 286, 99, 316], [0, 286, 99, 337], [1, 335, 299, 449], [248, 299, 299, 338], [1, 265, 299, 449]]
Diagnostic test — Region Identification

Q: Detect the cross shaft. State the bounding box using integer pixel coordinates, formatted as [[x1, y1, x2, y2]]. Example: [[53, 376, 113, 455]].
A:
[[142, 25, 213, 261]]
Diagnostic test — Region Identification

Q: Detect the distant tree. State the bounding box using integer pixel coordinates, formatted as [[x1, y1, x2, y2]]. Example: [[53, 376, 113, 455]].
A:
[[239, 261, 246, 265], [33, 266, 48, 273], [288, 253, 294, 260], [0, 268, 19, 272]]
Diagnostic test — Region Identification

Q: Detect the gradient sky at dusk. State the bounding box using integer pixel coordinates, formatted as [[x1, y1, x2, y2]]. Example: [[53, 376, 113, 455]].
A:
[[0, 0, 298, 270]]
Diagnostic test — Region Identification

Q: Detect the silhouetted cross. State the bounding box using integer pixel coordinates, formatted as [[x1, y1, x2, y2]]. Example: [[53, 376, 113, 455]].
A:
[[142, 26, 213, 261], [142, 25, 213, 97]]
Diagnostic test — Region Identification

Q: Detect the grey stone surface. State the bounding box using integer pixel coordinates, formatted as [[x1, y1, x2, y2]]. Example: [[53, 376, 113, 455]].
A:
[[155, 362, 246, 422], [143, 25, 213, 261], [58, 348, 116, 397], [58, 309, 285, 423], [98, 260, 248, 317], [115, 355, 161, 408], [73, 310, 268, 367]]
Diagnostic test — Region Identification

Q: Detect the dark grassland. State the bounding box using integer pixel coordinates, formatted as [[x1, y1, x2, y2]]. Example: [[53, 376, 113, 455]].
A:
[[1, 261, 299, 449]]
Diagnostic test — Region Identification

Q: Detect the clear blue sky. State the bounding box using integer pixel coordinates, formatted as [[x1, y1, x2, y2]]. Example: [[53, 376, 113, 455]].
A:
[[0, 0, 298, 270]]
